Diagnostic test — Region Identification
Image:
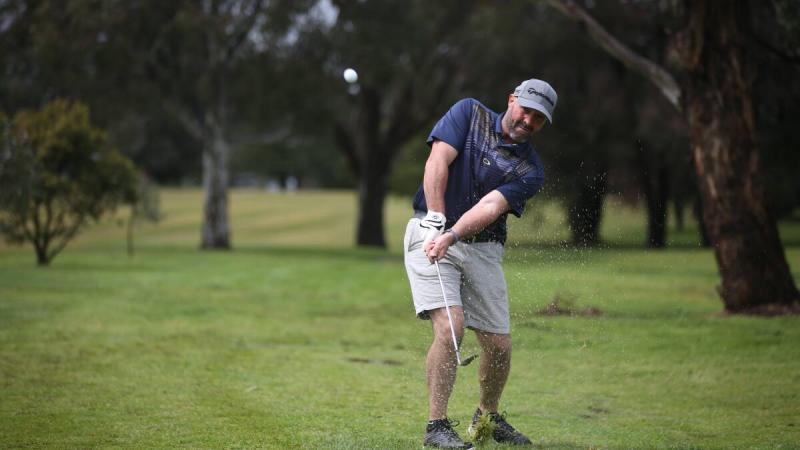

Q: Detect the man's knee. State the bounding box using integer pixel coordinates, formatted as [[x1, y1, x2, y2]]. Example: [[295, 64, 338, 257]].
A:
[[429, 307, 465, 343], [477, 331, 512, 356]]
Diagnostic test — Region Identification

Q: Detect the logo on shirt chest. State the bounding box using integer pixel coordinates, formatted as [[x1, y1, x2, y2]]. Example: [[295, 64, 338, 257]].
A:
[[482, 157, 491, 167]]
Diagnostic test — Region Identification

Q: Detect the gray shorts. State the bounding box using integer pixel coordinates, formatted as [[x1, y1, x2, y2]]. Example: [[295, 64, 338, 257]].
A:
[[403, 217, 510, 334]]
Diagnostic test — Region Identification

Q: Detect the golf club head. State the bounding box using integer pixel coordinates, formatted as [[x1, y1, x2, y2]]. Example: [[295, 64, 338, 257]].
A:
[[460, 353, 479, 366]]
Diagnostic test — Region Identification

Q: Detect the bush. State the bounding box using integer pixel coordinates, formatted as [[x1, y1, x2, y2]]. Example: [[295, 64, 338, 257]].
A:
[[0, 99, 138, 265]]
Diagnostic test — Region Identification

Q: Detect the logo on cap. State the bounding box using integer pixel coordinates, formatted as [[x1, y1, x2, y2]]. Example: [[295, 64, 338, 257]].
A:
[[526, 87, 555, 107]]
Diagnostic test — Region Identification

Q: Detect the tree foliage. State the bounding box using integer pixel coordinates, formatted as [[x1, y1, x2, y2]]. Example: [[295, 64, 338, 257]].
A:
[[1, 0, 798, 260], [0, 99, 138, 265]]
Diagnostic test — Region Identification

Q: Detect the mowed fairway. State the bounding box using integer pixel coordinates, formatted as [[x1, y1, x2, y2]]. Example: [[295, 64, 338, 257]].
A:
[[1, 189, 799, 449]]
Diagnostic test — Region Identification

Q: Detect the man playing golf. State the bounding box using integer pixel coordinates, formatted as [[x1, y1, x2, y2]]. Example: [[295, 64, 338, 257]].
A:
[[404, 78, 557, 449]]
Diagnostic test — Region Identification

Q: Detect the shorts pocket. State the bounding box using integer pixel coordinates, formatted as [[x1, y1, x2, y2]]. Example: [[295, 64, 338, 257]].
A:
[[405, 219, 424, 253]]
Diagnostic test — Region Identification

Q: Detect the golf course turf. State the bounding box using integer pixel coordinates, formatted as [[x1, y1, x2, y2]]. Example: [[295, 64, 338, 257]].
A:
[[1, 189, 798, 449]]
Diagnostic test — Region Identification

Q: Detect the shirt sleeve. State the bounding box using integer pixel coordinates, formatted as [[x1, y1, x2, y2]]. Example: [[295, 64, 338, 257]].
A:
[[426, 98, 475, 151], [495, 157, 545, 217]]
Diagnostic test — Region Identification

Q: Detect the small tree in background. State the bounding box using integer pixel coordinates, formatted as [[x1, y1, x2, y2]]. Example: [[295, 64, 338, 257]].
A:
[[0, 99, 138, 266]]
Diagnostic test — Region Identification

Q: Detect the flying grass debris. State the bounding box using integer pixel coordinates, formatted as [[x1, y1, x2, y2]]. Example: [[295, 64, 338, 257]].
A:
[[468, 412, 495, 445]]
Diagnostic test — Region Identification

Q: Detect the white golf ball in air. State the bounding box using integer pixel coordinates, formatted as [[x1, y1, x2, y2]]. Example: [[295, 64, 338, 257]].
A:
[[343, 68, 358, 84]]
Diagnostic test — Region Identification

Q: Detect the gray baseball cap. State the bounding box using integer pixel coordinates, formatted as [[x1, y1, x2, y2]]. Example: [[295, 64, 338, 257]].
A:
[[513, 79, 558, 123]]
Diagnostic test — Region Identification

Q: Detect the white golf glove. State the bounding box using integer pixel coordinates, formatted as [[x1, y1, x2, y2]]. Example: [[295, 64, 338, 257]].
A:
[[419, 210, 445, 255]]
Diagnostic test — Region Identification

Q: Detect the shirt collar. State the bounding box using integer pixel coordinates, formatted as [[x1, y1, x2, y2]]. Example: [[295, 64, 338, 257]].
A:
[[495, 112, 532, 157]]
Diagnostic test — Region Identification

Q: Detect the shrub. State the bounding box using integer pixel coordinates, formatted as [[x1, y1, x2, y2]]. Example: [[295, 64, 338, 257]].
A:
[[0, 99, 138, 265]]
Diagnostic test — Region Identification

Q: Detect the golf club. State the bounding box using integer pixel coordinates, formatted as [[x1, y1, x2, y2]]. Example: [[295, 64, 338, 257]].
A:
[[433, 259, 478, 367]]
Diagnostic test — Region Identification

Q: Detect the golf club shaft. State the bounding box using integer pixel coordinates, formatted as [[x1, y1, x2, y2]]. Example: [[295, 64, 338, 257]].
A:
[[433, 259, 462, 365]]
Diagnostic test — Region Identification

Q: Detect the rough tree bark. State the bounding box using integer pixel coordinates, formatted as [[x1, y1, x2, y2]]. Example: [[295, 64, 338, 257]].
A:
[[681, 2, 798, 312], [547, 0, 799, 313], [201, 112, 231, 249], [174, 104, 232, 249]]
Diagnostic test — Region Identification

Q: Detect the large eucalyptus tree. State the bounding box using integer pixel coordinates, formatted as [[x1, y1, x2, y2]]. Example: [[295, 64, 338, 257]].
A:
[[547, 0, 799, 313]]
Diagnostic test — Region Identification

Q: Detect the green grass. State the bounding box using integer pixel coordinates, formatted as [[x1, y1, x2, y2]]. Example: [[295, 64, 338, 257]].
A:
[[1, 189, 799, 449]]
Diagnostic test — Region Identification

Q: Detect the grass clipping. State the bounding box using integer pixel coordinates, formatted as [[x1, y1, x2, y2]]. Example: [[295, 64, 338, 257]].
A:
[[468, 413, 495, 445]]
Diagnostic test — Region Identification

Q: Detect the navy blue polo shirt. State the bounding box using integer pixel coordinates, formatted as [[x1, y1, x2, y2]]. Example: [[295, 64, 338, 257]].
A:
[[412, 98, 545, 244]]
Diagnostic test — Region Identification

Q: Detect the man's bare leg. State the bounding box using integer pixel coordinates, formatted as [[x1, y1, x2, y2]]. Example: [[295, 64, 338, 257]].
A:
[[427, 306, 465, 420], [471, 330, 532, 445], [474, 330, 512, 413]]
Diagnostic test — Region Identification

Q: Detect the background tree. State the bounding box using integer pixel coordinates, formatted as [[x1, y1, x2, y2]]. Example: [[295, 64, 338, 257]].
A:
[[633, 91, 691, 248], [750, 0, 800, 220], [0, 0, 318, 248], [291, 0, 478, 247], [2, 0, 796, 260], [0, 0, 201, 185], [0, 100, 138, 266], [547, 0, 799, 313], [141, 0, 312, 249], [456, 2, 654, 247]]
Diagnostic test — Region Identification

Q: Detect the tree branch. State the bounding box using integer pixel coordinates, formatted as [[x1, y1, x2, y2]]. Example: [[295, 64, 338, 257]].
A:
[[48, 217, 83, 263], [545, 0, 683, 111], [224, 0, 266, 65], [165, 100, 205, 142]]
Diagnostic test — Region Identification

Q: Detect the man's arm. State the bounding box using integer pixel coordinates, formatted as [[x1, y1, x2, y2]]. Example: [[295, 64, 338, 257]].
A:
[[426, 190, 510, 262], [451, 190, 510, 239], [423, 140, 459, 212], [419, 140, 459, 256]]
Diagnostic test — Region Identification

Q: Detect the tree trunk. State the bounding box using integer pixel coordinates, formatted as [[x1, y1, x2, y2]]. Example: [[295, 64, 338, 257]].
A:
[[673, 196, 685, 231], [683, 1, 798, 312], [340, 86, 397, 248], [354, 102, 393, 247], [568, 171, 607, 246], [127, 213, 134, 257], [546, 0, 799, 313], [35, 244, 49, 266], [201, 114, 231, 249], [637, 139, 669, 248], [356, 166, 388, 247]]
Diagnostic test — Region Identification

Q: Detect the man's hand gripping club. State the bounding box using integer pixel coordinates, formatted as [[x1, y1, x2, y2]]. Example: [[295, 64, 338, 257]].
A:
[[420, 210, 445, 260]]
